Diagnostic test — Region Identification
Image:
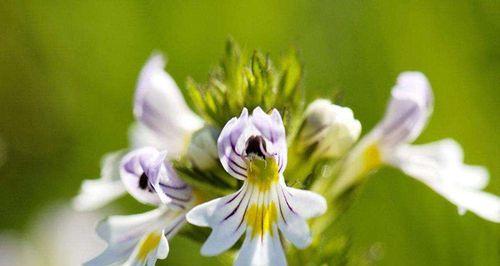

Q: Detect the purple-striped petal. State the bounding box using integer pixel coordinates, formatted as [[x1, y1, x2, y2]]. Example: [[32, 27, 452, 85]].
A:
[[120, 147, 192, 207], [376, 72, 433, 147], [217, 108, 250, 179], [217, 107, 289, 179], [186, 183, 251, 255], [250, 107, 288, 172]]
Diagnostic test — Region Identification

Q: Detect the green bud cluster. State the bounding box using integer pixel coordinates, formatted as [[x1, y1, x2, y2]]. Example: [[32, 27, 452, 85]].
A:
[[186, 39, 304, 133]]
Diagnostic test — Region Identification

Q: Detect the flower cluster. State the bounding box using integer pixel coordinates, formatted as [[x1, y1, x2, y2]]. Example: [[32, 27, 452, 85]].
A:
[[74, 42, 500, 266]]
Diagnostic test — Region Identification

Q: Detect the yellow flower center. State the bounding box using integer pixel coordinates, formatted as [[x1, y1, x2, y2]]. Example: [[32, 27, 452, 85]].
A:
[[137, 232, 162, 261], [246, 157, 279, 192], [246, 202, 278, 238], [362, 143, 382, 173]]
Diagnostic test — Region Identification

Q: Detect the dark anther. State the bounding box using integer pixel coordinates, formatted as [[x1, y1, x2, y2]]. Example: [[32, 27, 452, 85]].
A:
[[139, 173, 149, 189], [245, 135, 267, 158]]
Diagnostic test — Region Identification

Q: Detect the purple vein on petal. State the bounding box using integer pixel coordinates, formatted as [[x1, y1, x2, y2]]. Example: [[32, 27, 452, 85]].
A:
[[235, 186, 254, 232], [229, 157, 246, 171], [222, 188, 248, 222], [276, 186, 287, 224], [226, 189, 243, 205], [282, 187, 297, 214], [165, 216, 186, 238]]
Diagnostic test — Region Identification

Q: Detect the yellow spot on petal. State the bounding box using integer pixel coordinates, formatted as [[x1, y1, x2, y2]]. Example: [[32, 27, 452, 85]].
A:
[[247, 157, 279, 192], [362, 143, 382, 174], [246, 202, 278, 239], [137, 232, 161, 261]]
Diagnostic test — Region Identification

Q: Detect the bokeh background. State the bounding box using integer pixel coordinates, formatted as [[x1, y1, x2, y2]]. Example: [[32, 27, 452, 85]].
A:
[[1, 0, 499, 265]]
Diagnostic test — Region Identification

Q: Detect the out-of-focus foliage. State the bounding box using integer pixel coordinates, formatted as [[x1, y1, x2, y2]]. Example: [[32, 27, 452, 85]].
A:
[[0, 0, 498, 265]]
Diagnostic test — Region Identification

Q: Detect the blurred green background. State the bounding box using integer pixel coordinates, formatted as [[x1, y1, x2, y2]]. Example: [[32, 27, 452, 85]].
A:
[[1, 0, 499, 265]]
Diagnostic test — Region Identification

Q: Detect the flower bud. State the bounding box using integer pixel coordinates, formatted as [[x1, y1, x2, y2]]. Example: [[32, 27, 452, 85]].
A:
[[187, 126, 219, 170], [299, 99, 361, 158]]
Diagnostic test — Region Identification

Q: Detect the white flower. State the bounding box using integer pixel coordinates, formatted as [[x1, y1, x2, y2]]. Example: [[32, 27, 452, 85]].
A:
[[73, 53, 203, 211], [340, 72, 500, 222], [186, 107, 327, 266], [85, 207, 186, 266], [86, 147, 193, 266], [300, 99, 361, 158]]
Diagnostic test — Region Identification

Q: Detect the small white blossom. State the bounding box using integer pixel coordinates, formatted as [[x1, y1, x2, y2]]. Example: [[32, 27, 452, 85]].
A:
[[300, 99, 361, 158], [86, 147, 193, 266], [340, 72, 500, 222], [187, 107, 327, 266]]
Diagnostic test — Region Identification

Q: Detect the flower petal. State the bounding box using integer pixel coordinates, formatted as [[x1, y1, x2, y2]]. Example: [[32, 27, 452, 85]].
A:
[[275, 182, 327, 249], [86, 208, 166, 265], [123, 230, 169, 266], [377, 72, 433, 147], [86, 207, 184, 266], [284, 185, 327, 219], [431, 182, 500, 222], [389, 139, 500, 222], [453, 165, 489, 190], [85, 240, 137, 266], [251, 108, 288, 172], [155, 232, 170, 260], [121, 148, 165, 205], [301, 99, 362, 158], [274, 184, 315, 249], [186, 184, 251, 255], [73, 151, 127, 211], [390, 139, 489, 189], [142, 151, 171, 205], [129, 122, 168, 151], [134, 53, 203, 158], [120, 147, 192, 207], [96, 208, 168, 248], [217, 108, 250, 180], [234, 228, 286, 266]]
